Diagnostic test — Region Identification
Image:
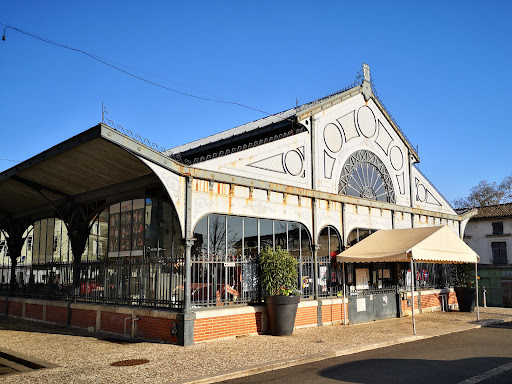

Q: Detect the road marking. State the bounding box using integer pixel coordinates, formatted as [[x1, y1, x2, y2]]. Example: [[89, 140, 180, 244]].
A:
[[457, 361, 512, 384]]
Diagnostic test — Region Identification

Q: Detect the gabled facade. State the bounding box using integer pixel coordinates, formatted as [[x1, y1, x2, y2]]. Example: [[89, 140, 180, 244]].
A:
[[0, 65, 476, 345]]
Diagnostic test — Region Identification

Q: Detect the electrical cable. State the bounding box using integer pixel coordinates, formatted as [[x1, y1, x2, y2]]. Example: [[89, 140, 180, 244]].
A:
[[0, 23, 288, 119], [0, 159, 21, 163]]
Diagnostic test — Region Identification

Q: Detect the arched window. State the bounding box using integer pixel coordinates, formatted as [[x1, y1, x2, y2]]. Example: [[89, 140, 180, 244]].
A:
[[347, 228, 378, 247], [339, 150, 395, 203], [192, 215, 312, 306], [107, 198, 183, 258], [317, 226, 343, 297]]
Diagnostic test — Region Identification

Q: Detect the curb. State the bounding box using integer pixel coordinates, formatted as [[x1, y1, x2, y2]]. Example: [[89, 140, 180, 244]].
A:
[[174, 318, 512, 384]]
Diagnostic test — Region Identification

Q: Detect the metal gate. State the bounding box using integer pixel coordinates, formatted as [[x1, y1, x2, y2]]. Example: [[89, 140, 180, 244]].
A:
[[348, 288, 399, 324]]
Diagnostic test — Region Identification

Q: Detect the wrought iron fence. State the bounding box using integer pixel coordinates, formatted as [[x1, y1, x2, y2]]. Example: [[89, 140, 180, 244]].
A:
[[77, 257, 185, 307], [0, 263, 73, 300], [0, 257, 186, 308], [190, 255, 259, 307], [0, 258, 458, 308]]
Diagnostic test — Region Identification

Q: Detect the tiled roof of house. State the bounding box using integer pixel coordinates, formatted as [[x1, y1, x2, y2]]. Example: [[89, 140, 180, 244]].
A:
[[471, 202, 512, 219]]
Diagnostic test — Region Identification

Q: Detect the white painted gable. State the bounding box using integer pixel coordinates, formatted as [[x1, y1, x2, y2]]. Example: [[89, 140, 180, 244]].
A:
[[189, 132, 311, 188], [302, 93, 412, 208]]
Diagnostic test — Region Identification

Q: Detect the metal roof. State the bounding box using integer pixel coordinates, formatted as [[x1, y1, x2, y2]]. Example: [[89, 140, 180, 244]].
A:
[[163, 107, 297, 157]]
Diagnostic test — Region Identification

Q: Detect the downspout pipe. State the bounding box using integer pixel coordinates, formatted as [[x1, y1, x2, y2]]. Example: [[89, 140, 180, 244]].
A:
[[179, 175, 196, 346]]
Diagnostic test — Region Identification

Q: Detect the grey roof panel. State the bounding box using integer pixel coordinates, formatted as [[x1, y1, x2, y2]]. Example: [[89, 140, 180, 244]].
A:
[[164, 107, 297, 156]]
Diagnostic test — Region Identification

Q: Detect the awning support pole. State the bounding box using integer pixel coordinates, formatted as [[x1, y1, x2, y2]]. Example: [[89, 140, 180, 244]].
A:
[[410, 258, 416, 335], [475, 262, 480, 321], [343, 262, 347, 326]]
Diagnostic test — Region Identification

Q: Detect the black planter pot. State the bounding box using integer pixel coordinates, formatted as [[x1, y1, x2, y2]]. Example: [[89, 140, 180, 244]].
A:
[[454, 287, 476, 312], [264, 295, 300, 336]]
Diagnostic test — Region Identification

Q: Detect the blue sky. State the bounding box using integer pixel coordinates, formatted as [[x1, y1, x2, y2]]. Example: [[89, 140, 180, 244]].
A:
[[1, 1, 511, 203]]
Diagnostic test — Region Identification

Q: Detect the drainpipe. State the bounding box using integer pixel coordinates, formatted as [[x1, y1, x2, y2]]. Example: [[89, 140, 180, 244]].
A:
[[310, 116, 321, 323], [178, 175, 196, 346], [410, 257, 416, 335], [408, 151, 414, 229]]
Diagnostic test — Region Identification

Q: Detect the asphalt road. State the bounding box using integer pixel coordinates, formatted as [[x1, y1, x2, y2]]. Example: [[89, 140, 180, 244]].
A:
[[221, 322, 512, 384]]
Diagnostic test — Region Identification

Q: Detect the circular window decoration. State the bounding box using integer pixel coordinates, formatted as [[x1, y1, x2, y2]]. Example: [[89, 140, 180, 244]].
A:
[[338, 150, 395, 203], [389, 146, 404, 171], [357, 106, 376, 138], [323, 123, 343, 153], [284, 150, 303, 176]]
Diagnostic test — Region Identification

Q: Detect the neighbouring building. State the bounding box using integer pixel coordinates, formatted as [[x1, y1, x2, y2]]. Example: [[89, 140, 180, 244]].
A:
[[463, 203, 512, 307], [0, 64, 476, 345]]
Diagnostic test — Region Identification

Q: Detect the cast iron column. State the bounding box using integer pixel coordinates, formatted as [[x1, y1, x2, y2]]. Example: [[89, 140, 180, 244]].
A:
[[178, 176, 196, 346], [5, 227, 25, 295]]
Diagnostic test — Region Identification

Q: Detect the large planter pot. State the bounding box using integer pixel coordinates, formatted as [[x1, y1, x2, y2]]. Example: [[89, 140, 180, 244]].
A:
[[454, 287, 476, 312], [264, 295, 300, 336]]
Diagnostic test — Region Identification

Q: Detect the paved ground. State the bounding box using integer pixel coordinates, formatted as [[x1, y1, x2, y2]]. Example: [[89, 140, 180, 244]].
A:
[[220, 321, 512, 384], [0, 307, 511, 384]]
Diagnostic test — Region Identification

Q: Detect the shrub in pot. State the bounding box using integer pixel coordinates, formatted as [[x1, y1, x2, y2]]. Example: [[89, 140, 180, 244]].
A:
[[259, 246, 300, 336], [452, 263, 476, 312]]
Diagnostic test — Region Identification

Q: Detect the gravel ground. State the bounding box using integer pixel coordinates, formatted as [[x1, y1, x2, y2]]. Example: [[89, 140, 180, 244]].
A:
[[1, 307, 511, 384]]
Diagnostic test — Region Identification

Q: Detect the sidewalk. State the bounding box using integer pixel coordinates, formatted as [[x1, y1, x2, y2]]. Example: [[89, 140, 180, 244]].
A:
[[1, 307, 512, 384]]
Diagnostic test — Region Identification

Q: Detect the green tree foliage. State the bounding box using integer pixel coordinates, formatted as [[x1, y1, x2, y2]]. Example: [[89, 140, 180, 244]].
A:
[[453, 175, 512, 209], [259, 246, 298, 296]]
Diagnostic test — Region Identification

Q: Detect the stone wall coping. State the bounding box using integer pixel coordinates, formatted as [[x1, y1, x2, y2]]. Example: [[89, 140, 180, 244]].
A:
[[297, 299, 318, 308], [319, 297, 346, 305], [1, 296, 69, 308], [417, 288, 454, 296], [194, 305, 264, 320], [69, 302, 180, 319]]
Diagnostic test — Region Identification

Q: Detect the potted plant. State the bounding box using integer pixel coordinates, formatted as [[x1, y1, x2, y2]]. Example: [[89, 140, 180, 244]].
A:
[[452, 263, 477, 312], [259, 246, 300, 336]]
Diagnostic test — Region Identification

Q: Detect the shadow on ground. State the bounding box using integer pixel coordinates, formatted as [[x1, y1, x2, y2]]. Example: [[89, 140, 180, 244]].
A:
[[320, 357, 512, 384], [0, 316, 142, 344]]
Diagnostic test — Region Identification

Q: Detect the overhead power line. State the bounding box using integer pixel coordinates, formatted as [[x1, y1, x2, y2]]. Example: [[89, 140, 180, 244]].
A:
[[0, 159, 21, 163], [0, 23, 280, 118]]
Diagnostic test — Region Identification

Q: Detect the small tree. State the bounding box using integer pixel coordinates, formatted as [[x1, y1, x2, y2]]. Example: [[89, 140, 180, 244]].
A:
[[453, 175, 512, 209], [259, 247, 298, 296]]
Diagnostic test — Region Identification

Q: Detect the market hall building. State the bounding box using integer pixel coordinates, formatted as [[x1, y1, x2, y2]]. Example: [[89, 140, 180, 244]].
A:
[[0, 65, 476, 345]]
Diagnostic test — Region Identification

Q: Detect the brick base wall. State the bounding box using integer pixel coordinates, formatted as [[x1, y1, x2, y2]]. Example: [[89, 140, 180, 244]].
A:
[[0, 298, 6, 314], [71, 308, 97, 329], [101, 312, 128, 334], [46, 305, 68, 324], [0, 291, 456, 344], [137, 316, 178, 344], [294, 306, 317, 327], [321, 303, 346, 324], [9, 301, 23, 317], [194, 312, 262, 343], [402, 289, 458, 315], [25, 303, 43, 320]]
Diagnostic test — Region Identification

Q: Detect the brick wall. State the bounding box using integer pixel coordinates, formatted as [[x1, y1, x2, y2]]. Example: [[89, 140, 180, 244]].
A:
[[101, 312, 129, 334], [401, 295, 419, 313], [25, 303, 43, 320], [9, 301, 23, 317], [0, 298, 6, 314], [136, 316, 178, 343], [321, 303, 345, 324], [294, 306, 317, 327], [194, 312, 262, 343], [448, 291, 457, 305], [70, 308, 96, 329], [401, 290, 457, 314], [46, 305, 68, 324]]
